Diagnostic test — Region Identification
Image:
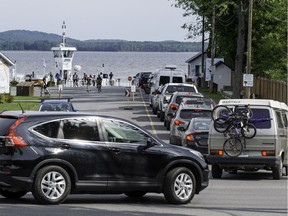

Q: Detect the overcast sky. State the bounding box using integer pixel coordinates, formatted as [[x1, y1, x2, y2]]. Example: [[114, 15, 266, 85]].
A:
[[1, 0, 198, 42]]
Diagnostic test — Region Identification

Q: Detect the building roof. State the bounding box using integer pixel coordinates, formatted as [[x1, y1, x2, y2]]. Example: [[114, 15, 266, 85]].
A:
[[215, 61, 232, 69], [185, 52, 207, 63], [0, 52, 15, 66]]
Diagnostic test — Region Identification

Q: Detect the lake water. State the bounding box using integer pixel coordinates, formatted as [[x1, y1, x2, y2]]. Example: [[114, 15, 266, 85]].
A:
[[2, 51, 197, 81]]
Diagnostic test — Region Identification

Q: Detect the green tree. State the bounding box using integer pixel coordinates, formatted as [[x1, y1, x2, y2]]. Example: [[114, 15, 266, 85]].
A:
[[172, 0, 287, 98]]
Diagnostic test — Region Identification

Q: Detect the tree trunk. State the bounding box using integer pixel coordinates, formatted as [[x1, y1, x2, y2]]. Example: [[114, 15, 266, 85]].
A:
[[233, 0, 246, 98]]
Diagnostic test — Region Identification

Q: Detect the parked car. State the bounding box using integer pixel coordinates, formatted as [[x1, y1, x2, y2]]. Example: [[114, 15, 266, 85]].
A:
[[0, 111, 209, 204], [132, 72, 152, 87], [169, 103, 213, 145], [155, 83, 199, 121], [164, 92, 204, 130], [178, 117, 212, 156], [38, 98, 77, 112]]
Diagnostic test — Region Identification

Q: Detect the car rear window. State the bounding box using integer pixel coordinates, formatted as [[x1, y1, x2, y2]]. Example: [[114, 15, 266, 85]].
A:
[[166, 86, 196, 94], [180, 110, 211, 119], [0, 116, 17, 135], [175, 96, 201, 104]]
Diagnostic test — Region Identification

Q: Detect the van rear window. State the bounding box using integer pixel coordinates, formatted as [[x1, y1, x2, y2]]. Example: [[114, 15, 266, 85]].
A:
[[249, 108, 271, 129], [159, 76, 170, 85], [172, 77, 183, 83]]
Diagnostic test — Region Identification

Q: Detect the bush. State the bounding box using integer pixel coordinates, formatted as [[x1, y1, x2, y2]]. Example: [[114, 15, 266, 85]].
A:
[[0, 94, 14, 103]]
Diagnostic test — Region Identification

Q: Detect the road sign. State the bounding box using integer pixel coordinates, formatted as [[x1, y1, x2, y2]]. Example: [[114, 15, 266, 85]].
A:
[[128, 76, 132, 81], [131, 85, 136, 93], [243, 74, 254, 87]]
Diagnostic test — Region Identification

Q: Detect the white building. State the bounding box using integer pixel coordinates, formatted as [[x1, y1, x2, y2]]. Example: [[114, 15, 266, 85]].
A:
[[186, 52, 232, 92], [213, 61, 232, 92], [0, 52, 15, 93]]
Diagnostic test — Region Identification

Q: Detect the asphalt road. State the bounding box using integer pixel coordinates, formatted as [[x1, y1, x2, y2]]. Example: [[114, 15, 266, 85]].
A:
[[1, 85, 287, 216]]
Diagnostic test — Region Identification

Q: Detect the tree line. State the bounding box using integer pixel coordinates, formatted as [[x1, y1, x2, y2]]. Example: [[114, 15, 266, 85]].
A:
[[0, 40, 204, 52], [174, 0, 287, 98]]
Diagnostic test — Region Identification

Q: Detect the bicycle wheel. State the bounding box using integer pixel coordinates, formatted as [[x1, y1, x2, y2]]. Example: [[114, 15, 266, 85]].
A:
[[211, 105, 232, 121], [223, 138, 243, 157], [213, 118, 229, 133], [241, 123, 257, 139]]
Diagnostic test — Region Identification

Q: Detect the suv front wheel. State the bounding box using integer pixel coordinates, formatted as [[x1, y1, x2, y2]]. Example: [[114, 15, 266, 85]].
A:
[[163, 167, 196, 204], [32, 166, 71, 204]]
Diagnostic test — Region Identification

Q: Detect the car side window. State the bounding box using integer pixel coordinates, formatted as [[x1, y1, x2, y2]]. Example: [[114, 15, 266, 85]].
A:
[[33, 121, 60, 138], [62, 118, 100, 141], [275, 111, 284, 128], [102, 119, 148, 144]]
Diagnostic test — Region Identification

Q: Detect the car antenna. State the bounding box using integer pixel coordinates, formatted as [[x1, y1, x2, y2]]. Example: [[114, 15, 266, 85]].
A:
[[18, 103, 25, 114]]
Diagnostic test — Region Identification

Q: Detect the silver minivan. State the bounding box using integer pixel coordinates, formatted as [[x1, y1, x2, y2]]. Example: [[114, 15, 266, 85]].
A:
[[206, 99, 288, 179]]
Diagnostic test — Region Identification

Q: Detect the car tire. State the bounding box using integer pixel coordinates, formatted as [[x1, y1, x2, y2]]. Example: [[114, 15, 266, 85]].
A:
[[32, 166, 71, 204], [160, 111, 165, 121], [211, 165, 223, 179], [163, 167, 196, 204], [0, 189, 27, 199], [166, 122, 170, 131], [152, 107, 157, 114], [124, 191, 147, 198], [272, 159, 283, 180]]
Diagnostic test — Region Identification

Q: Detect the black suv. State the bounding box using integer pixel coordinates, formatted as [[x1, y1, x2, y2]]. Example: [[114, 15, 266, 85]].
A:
[[0, 111, 209, 205]]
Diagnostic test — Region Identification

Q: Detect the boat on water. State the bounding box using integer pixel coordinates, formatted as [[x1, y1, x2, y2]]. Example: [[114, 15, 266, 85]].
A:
[[51, 21, 77, 87]]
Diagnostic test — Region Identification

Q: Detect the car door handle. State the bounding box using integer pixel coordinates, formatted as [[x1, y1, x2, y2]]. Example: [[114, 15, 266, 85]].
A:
[[110, 147, 121, 154], [60, 144, 71, 149]]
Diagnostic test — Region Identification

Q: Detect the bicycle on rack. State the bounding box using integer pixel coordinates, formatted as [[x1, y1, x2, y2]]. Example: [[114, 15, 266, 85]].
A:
[[212, 104, 256, 157], [212, 104, 256, 139]]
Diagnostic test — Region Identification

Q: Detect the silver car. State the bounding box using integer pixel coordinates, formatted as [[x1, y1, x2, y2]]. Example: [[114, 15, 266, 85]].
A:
[[164, 92, 204, 130], [169, 103, 213, 145], [178, 117, 212, 156], [156, 83, 199, 121]]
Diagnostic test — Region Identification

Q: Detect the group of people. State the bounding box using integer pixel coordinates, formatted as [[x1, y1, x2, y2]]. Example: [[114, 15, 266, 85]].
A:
[[52, 71, 114, 96]]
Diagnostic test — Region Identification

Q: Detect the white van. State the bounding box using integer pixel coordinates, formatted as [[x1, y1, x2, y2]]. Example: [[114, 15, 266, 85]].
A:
[[149, 65, 186, 106], [206, 99, 288, 179]]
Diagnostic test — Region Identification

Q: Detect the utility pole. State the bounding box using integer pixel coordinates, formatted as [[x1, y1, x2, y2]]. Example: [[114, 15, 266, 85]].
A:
[[201, 15, 205, 87], [209, 6, 216, 93], [245, 0, 253, 98]]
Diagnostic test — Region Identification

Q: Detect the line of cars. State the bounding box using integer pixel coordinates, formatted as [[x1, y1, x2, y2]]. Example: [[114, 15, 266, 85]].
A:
[[149, 82, 215, 156]]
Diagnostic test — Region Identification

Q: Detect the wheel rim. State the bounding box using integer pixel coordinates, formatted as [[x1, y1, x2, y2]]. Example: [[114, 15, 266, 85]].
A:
[[224, 139, 243, 157], [41, 171, 66, 200], [174, 173, 193, 200]]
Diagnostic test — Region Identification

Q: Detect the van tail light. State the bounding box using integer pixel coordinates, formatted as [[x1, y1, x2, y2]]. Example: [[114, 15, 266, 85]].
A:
[[5, 117, 28, 147], [186, 132, 200, 141], [262, 150, 275, 156], [174, 119, 185, 125], [169, 104, 179, 110], [210, 149, 223, 156]]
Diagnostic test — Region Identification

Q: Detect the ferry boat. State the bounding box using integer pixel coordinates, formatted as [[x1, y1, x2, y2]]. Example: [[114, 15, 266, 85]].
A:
[[51, 21, 77, 87]]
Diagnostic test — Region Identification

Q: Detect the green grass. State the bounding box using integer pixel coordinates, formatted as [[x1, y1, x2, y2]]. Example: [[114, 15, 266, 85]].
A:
[[198, 87, 225, 103], [0, 96, 42, 111]]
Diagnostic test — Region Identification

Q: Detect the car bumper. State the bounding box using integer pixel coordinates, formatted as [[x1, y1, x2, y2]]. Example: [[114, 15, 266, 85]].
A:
[[0, 172, 32, 191], [206, 155, 281, 169], [199, 168, 209, 193]]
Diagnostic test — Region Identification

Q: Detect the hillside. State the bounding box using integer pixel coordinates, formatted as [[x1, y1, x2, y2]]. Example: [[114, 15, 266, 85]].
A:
[[0, 30, 205, 52]]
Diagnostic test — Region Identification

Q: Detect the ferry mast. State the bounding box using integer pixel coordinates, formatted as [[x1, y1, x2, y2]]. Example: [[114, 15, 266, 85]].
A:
[[51, 21, 77, 87]]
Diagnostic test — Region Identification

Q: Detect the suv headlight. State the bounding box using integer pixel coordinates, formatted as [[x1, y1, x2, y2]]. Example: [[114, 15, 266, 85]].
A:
[[189, 149, 205, 161]]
